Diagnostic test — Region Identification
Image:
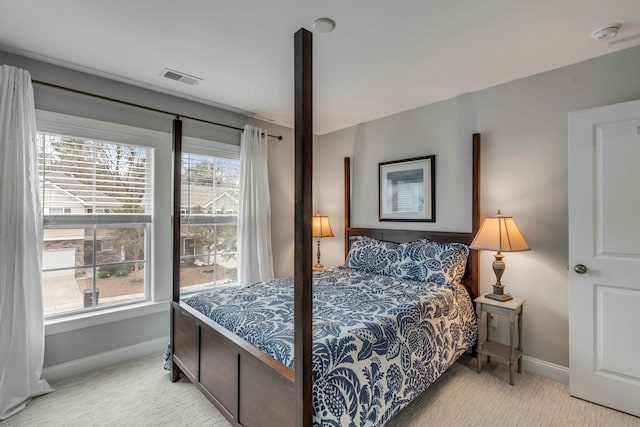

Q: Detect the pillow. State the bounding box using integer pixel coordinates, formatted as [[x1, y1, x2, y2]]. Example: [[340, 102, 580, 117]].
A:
[[344, 236, 401, 276], [395, 239, 469, 285]]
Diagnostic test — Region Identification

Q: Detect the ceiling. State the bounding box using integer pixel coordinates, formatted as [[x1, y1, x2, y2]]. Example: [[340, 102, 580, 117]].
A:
[[1, 1, 639, 135]]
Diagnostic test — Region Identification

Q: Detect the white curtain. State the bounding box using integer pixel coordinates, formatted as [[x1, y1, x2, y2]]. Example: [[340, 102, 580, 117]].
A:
[[237, 124, 274, 284], [0, 65, 53, 420]]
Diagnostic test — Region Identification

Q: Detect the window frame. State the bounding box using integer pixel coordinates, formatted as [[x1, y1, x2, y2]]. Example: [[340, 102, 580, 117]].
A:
[[37, 111, 240, 335], [38, 123, 155, 319], [37, 111, 167, 333]]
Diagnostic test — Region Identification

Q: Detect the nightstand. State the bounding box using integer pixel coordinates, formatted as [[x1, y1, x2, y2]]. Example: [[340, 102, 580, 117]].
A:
[[474, 294, 525, 385]]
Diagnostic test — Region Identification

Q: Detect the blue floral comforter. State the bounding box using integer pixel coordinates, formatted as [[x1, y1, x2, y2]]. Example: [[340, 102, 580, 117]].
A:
[[184, 266, 477, 427]]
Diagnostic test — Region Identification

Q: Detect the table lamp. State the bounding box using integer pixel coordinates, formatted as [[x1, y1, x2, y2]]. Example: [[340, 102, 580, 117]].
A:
[[470, 210, 530, 302], [312, 214, 334, 269]]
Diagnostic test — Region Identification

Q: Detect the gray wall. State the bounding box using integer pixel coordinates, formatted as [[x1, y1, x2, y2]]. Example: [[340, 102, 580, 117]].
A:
[[315, 45, 640, 368], [266, 122, 296, 278], [6, 42, 640, 373], [44, 312, 166, 367], [0, 51, 245, 144], [1, 50, 294, 368]]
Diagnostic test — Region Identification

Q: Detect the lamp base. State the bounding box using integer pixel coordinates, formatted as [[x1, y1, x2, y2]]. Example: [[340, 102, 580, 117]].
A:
[[485, 292, 513, 302], [313, 263, 324, 270], [485, 283, 513, 302]]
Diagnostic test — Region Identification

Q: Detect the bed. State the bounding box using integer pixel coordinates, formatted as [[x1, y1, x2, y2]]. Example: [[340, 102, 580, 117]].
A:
[[169, 29, 481, 427], [181, 261, 476, 426]]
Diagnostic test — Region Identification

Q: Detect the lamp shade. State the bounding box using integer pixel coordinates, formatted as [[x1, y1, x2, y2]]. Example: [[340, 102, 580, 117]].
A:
[[470, 211, 530, 252], [312, 214, 334, 238]]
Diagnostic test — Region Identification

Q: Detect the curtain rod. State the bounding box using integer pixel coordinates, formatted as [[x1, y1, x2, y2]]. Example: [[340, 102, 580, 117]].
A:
[[31, 79, 283, 141]]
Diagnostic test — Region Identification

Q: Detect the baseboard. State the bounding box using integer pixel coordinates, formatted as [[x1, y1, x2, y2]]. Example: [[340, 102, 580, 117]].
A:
[[41, 336, 569, 386], [43, 336, 168, 383], [522, 355, 569, 385]]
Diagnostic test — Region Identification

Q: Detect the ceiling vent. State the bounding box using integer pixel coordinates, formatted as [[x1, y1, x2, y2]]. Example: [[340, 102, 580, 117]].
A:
[[160, 68, 202, 86]]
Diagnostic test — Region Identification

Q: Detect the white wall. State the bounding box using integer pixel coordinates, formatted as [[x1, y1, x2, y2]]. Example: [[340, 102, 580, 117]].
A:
[[315, 45, 640, 370]]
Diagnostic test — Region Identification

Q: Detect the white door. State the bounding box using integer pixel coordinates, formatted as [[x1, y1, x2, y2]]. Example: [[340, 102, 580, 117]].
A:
[[568, 99, 640, 416]]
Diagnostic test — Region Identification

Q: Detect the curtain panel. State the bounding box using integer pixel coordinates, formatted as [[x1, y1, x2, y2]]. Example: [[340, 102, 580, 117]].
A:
[[0, 65, 52, 420], [237, 124, 274, 284]]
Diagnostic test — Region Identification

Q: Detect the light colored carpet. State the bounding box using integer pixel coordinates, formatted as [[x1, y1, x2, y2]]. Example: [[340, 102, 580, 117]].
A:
[[386, 354, 640, 427], [3, 353, 229, 427], [4, 353, 639, 426]]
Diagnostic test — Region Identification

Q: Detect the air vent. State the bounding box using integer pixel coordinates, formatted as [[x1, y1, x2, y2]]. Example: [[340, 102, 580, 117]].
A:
[[160, 68, 202, 86]]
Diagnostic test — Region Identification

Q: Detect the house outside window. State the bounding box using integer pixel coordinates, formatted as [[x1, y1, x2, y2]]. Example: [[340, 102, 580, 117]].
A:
[[45, 207, 72, 214], [38, 130, 153, 317], [180, 151, 239, 293]]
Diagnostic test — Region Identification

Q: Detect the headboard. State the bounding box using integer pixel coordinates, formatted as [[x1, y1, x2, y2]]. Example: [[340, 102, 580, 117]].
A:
[[343, 134, 481, 299]]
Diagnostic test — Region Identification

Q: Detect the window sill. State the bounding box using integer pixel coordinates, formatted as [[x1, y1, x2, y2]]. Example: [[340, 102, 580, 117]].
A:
[[45, 300, 170, 336]]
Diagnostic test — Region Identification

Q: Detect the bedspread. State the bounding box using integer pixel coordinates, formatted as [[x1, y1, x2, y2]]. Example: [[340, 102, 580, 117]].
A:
[[184, 266, 477, 427]]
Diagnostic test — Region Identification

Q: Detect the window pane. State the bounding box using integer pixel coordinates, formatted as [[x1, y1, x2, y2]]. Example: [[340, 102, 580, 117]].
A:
[[179, 224, 237, 291], [179, 150, 239, 295], [180, 261, 213, 293], [86, 262, 145, 309], [181, 225, 214, 259], [43, 267, 91, 316], [95, 226, 145, 264], [216, 251, 237, 285], [180, 225, 214, 292], [38, 133, 153, 215], [181, 153, 239, 218], [43, 228, 93, 270], [215, 224, 237, 284], [41, 225, 147, 316]]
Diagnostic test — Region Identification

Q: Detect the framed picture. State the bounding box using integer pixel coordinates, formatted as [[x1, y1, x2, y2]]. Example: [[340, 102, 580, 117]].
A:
[[378, 155, 435, 222]]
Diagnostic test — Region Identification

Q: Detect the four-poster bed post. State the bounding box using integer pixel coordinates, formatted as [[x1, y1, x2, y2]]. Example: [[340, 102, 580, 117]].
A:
[[170, 117, 183, 383], [344, 157, 351, 257], [293, 27, 314, 427]]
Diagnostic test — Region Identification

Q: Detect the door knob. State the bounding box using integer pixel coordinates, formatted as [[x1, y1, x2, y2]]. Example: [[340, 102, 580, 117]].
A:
[[574, 264, 587, 274]]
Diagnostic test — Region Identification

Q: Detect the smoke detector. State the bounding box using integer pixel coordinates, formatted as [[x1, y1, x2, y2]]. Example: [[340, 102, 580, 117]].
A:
[[591, 24, 622, 41], [160, 68, 202, 86]]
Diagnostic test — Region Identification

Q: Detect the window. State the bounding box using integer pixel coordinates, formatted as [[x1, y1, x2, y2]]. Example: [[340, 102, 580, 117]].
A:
[[180, 151, 239, 293], [99, 240, 114, 251], [38, 131, 153, 317], [45, 207, 72, 214], [86, 208, 110, 214]]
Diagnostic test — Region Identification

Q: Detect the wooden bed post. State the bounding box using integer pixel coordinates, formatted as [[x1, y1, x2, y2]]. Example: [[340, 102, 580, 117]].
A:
[[470, 133, 481, 293], [472, 133, 480, 235], [294, 28, 313, 427], [344, 157, 351, 258], [170, 117, 183, 382]]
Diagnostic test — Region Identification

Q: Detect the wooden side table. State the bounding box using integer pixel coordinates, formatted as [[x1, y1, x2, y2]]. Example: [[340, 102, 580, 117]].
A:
[[474, 294, 525, 385]]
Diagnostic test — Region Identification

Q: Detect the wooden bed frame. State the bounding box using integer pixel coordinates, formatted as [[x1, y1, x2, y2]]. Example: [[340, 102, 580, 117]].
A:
[[169, 29, 481, 427]]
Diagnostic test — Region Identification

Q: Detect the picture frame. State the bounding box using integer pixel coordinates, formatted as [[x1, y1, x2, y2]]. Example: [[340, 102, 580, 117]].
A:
[[378, 155, 435, 222]]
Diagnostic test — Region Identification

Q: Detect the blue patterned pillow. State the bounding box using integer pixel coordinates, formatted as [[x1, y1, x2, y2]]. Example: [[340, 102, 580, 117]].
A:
[[395, 239, 469, 285], [344, 236, 401, 275]]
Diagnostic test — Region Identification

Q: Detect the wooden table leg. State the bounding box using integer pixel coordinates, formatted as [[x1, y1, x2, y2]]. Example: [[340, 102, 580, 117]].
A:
[[518, 306, 523, 374], [509, 363, 515, 386]]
